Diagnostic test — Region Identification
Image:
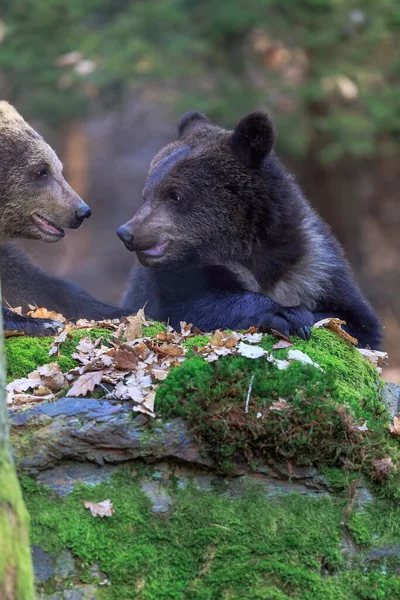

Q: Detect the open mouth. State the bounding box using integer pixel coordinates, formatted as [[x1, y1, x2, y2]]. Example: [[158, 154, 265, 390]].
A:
[[31, 213, 65, 238], [140, 240, 170, 258]]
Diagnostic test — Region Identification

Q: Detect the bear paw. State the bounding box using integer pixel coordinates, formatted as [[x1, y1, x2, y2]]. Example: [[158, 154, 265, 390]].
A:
[[260, 306, 313, 340]]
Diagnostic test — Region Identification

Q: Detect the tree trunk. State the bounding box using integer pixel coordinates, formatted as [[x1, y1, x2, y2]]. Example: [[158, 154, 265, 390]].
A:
[[0, 282, 35, 599]]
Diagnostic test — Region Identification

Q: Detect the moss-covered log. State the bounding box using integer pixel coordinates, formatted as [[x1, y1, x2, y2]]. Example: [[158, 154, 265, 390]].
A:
[[0, 289, 35, 599]]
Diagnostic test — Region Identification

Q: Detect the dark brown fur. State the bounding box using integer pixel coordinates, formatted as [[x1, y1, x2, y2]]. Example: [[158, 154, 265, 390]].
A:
[[118, 110, 381, 347]]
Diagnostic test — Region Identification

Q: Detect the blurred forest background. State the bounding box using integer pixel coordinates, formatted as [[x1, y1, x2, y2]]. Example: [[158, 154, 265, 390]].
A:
[[0, 0, 399, 379]]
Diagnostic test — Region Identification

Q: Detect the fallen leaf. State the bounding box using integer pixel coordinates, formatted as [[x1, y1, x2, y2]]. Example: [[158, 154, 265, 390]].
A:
[[271, 329, 292, 343], [83, 499, 114, 518], [313, 317, 358, 345], [114, 348, 138, 371], [133, 390, 156, 417], [4, 330, 26, 338], [355, 421, 369, 432], [389, 415, 400, 436], [357, 348, 388, 372], [272, 339, 293, 350], [269, 398, 289, 412], [237, 342, 266, 359], [28, 306, 66, 323], [76, 337, 95, 354], [243, 332, 263, 344], [267, 355, 290, 370], [67, 370, 105, 397], [154, 343, 185, 358], [151, 368, 169, 381], [49, 330, 69, 356], [287, 349, 321, 369]]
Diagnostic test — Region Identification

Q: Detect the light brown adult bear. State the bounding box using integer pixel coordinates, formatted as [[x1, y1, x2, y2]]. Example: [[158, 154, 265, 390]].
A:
[[0, 101, 126, 335]]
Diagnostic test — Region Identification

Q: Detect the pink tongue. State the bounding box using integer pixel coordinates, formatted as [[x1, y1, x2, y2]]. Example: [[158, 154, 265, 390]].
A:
[[33, 214, 62, 235], [143, 241, 169, 256]]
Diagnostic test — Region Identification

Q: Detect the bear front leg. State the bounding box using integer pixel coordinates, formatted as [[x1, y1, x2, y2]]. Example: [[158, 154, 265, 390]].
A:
[[171, 291, 314, 340], [2, 306, 62, 337]]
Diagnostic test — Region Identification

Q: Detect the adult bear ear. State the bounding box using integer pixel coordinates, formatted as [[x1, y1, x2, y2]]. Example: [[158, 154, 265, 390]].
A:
[[178, 110, 209, 138], [231, 111, 275, 168]]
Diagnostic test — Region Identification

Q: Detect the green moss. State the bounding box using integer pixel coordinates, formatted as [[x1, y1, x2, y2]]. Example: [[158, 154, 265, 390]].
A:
[[143, 322, 167, 338], [21, 470, 400, 599], [155, 330, 394, 478], [5, 328, 115, 380], [0, 458, 35, 599], [183, 335, 211, 350]]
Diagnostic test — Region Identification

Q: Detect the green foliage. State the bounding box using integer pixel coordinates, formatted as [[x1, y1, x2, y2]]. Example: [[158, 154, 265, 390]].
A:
[[21, 469, 400, 599], [1, 0, 400, 159]]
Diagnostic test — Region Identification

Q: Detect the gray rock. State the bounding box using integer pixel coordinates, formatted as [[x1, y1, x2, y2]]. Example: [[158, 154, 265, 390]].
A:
[[63, 586, 98, 600], [37, 462, 120, 496], [141, 480, 174, 512], [381, 382, 400, 417], [11, 399, 214, 474], [32, 546, 55, 584]]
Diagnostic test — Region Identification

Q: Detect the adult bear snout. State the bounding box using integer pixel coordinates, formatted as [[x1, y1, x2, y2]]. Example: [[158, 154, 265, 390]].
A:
[[117, 225, 135, 251]]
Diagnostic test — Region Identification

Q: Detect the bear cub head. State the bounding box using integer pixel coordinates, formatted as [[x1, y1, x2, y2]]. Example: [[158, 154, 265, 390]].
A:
[[0, 101, 91, 244], [117, 110, 285, 269]]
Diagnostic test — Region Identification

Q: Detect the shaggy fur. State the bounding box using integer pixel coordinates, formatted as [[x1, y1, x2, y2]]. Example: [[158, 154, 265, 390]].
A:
[[118, 110, 381, 348], [0, 102, 125, 334]]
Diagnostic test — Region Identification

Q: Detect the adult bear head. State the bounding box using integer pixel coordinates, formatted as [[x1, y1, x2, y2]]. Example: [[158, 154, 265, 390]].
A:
[[117, 110, 284, 269], [0, 101, 91, 244]]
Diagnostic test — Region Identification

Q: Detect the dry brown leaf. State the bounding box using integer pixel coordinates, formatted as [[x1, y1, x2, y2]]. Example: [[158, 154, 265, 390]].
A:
[[10, 306, 23, 315], [133, 390, 156, 417], [11, 392, 55, 405], [76, 337, 95, 354], [114, 348, 138, 371], [272, 339, 293, 350], [154, 343, 185, 358], [151, 368, 169, 381], [49, 330, 69, 356], [4, 330, 26, 338], [83, 499, 114, 518], [125, 309, 148, 342], [37, 362, 66, 391], [357, 348, 388, 372], [389, 415, 400, 436], [180, 321, 193, 337], [67, 370, 105, 397], [269, 398, 289, 412], [155, 332, 174, 343], [271, 329, 292, 343], [313, 317, 358, 345], [28, 306, 66, 323]]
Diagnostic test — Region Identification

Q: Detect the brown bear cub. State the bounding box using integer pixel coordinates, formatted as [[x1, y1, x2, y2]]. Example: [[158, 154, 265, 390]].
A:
[[0, 101, 126, 335], [117, 110, 381, 348]]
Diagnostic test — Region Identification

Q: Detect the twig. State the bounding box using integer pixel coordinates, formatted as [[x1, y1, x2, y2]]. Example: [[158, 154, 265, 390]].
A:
[[245, 375, 255, 414]]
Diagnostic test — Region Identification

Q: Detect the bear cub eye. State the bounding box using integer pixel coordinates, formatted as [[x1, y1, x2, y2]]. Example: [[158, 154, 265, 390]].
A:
[[169, 192, 182, 204], [35, 166, 50, 179]]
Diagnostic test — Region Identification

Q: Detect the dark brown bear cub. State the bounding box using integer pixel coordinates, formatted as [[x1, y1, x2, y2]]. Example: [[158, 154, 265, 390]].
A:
[[117, 110, 381, 348], [0, 101, 126, 334]]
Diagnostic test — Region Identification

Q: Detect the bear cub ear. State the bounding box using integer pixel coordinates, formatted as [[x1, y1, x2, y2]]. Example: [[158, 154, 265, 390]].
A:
[[178, 110, 209, 138], [231, 111, 275, 168]]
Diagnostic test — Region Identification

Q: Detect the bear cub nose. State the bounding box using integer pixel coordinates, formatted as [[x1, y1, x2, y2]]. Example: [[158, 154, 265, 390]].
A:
[[76, 204, 92, 221], [116, 225, 135, 251]]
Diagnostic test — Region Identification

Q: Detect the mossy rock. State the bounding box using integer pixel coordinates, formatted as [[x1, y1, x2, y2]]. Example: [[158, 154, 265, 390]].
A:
[[156, 329, 397, 482], [22, 467, 400, 599], [8, 325, 398, 491]]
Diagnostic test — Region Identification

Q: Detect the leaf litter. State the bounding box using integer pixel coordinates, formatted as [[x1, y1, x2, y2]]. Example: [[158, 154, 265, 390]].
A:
[[6, 309, 387, 418]]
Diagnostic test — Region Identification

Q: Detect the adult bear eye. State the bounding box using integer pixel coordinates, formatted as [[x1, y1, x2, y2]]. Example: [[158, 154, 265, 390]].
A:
[[169, 192, 182, 204]]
